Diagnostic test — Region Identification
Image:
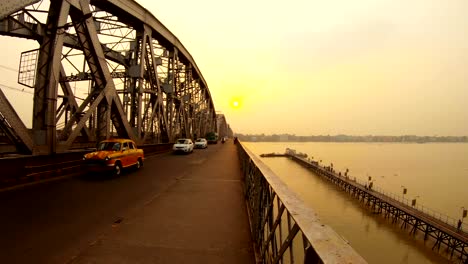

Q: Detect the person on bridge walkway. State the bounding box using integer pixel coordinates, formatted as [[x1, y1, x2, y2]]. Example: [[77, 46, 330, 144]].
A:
[[458, 219, 462, 232]]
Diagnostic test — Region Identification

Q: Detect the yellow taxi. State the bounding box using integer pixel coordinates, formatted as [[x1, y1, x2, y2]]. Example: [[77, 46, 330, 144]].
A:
[[83, 138, 144, 176]]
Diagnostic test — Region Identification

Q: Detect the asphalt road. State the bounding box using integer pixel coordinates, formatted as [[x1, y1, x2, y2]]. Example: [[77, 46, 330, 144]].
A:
[[0, 143, 250, 263]]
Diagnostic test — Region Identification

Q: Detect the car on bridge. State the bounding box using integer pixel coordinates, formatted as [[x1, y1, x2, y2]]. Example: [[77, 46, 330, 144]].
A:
[[205, 132, 218, 144], [194, 138, 208, 149], [83, 139, 144, 176], [173, 138, 194, 153]]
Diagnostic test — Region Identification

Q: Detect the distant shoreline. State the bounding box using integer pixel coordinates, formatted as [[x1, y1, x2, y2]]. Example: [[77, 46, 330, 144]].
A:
[[239, 140, 468, 143], [235, 134, 468, 143]]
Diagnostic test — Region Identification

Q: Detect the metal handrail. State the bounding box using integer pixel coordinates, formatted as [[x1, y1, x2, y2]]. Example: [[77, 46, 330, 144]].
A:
[[237, 141, 367, 263], [311, 161, 468, 233]]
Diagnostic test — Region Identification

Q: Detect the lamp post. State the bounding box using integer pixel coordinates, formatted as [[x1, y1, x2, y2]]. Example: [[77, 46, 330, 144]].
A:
[[458, 206, 467, 232], [366, 174, 372, 190], [401, 185, 407, 203], [462, 207, 467, 223], [412, 195, 419, 207], [368, 180, 374, 191]]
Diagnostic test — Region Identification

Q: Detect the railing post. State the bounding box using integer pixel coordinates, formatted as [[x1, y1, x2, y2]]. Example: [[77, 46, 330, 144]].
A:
[[237, 142, 367, 264]]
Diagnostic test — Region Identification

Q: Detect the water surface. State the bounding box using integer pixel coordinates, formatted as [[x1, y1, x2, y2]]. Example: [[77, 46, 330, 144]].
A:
[[244, 142, 467, 263]]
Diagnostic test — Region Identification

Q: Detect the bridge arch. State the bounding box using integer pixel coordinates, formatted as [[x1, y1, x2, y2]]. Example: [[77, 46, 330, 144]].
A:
[[0, 0, 220, 154]]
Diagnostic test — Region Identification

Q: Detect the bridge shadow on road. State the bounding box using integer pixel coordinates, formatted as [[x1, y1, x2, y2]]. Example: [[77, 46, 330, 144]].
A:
[[0, 141, 255, 264]]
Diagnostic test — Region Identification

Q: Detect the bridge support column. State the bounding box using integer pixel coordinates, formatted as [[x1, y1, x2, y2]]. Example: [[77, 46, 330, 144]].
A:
[[32, 0, 70, 154]]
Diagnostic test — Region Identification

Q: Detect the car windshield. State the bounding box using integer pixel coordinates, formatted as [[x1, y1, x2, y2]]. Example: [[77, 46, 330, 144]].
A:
[[98, 142, 121, 151], [196, 139, 203, 142], [177, 139, 188, 144]]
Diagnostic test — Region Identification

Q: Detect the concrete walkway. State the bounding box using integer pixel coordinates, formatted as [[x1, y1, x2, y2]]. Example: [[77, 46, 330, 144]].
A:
[[71, 142, 256, 263]]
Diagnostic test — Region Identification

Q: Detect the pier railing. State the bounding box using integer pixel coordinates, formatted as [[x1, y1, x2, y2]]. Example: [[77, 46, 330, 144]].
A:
[[347, 177, 467, 232], [236, 142, 367, 263], [289, 154, 467, 263], [304, 158, 468, 233]]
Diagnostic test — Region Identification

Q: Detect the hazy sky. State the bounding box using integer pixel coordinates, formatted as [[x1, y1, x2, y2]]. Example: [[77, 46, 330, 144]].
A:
[[0, 0, 467, 136], [138, 0, 468, 136]]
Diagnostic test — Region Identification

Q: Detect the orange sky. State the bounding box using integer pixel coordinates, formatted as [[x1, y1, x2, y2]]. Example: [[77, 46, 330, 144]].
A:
[[139, 0, 468, 136], [0, 0, 467, 136]]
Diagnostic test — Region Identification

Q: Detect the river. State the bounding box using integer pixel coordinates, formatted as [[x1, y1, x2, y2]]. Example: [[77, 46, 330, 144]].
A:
[[243, 142, 468, 263]]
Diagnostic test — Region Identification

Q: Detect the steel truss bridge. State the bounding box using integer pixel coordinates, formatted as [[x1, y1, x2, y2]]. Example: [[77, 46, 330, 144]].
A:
[[0, 0, 232, 155]]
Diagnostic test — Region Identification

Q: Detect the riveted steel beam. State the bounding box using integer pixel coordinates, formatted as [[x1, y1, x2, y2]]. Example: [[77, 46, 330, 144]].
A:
[[58, 65, 91, 139], [140, 25, 169, 142], [0, 17, 128, 67], [0, 0, 227, 154], [0, 88, 33, 153], [62, 0, 135, 146], [0, 0, 39, 20], [32, 0, 70, 154], [90, 0, 209, 88]]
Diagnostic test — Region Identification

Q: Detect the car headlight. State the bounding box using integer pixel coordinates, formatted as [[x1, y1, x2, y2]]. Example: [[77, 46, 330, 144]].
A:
[[83, 156, 86, 160], [105, 156, 110, 161]]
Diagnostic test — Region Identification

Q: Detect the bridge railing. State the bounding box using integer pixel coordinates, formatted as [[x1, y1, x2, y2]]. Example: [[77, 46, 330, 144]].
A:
[[236, 142, 367, 264]]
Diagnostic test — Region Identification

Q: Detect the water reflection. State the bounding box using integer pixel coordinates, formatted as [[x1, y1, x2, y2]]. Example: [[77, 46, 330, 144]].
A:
[[245, 142, 461, 263]]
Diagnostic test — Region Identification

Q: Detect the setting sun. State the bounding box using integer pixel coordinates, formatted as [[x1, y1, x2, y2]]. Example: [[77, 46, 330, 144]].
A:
[[229, 97, 242, 109]]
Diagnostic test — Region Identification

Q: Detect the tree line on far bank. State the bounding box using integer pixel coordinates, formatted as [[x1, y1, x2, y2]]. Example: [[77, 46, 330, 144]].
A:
[[234, 134, 468, 143]]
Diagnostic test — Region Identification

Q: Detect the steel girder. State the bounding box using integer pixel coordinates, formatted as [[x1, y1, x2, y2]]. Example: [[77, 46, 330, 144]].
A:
[[0, 0, 218, 154], [217, 114, 233, 139], [0, 89, 33, 153], [0, 0, 39, 20]]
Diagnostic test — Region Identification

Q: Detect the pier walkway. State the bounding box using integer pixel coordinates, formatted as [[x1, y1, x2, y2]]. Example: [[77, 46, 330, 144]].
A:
[[269, 152, 467, 263]]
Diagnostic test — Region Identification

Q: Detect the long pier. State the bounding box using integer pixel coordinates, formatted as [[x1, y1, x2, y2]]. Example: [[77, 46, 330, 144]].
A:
[[262, 151, 468, 263]]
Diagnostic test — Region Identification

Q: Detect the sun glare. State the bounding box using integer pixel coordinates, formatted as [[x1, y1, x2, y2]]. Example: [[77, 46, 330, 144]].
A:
[[230, 97, 242, 109]]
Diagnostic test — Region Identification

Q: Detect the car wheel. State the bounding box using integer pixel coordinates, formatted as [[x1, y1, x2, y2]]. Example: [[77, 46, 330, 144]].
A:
[[114, 162, 122, 176], [136, 158, 142, 169]]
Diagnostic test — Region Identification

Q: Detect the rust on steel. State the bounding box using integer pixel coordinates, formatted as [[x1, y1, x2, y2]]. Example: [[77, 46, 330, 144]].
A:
[[0, 0, 39, 20]]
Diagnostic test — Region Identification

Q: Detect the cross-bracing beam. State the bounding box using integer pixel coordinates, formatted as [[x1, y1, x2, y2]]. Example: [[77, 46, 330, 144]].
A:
[[0, 0, 219, 154]]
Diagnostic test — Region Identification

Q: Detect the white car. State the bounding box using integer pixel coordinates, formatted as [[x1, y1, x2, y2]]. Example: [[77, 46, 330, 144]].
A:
[[194, 138, 208, 149], [173, 138, 194, 153]]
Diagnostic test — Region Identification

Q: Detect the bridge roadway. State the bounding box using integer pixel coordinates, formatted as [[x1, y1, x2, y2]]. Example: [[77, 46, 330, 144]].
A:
[[0, 143, 255, 263]]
